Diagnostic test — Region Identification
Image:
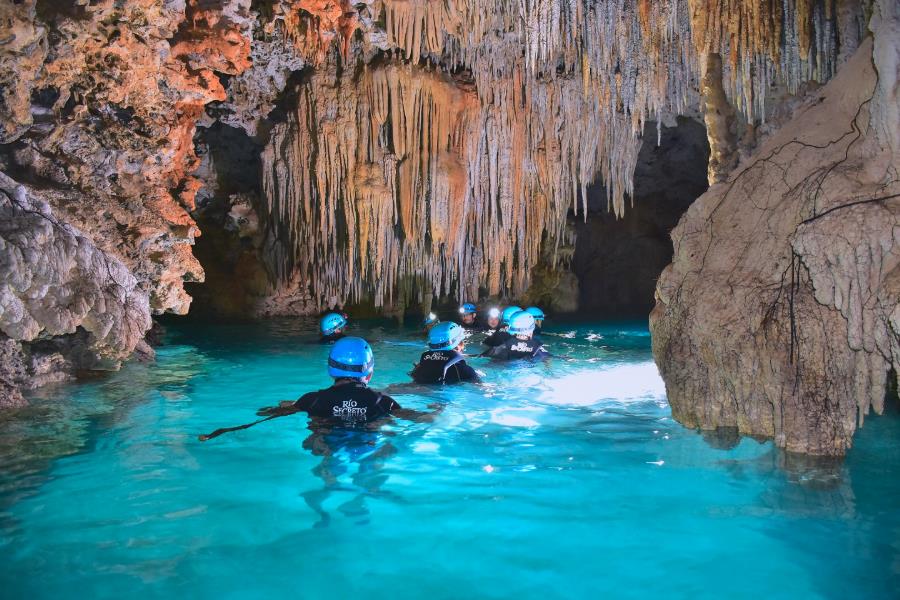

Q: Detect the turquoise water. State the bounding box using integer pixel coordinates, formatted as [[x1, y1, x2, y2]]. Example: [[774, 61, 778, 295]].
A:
[[0, 319, 898, 599]]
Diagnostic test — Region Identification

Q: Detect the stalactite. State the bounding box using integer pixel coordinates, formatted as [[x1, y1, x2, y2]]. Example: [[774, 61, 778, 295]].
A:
[[257, 0, 859, 307], [261, 60, 639, 307]]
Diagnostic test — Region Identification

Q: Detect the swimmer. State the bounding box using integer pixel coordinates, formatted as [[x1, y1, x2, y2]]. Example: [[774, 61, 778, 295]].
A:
[[198, 337, 440, 441], [524, 306, 545, 335], [458, 303, 478, 330], [482, 311, 548, 360], [320, 312, 348, 343], [483, 305, 521, 348], [411, 322, 481, 384], [481, 307, 502, 335], [422, 312, 440, 336], [289, 337, 441, 424]]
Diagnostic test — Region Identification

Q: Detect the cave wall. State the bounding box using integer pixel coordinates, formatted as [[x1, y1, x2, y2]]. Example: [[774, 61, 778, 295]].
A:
[[573, 118, 709, 317], [651, 35, 900, 456], [3, 0, 898, 459]]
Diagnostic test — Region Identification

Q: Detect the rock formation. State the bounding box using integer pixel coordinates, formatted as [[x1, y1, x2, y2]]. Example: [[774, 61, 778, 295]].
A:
[[0, 0, 897, 455], [651, 35, 900, 455]]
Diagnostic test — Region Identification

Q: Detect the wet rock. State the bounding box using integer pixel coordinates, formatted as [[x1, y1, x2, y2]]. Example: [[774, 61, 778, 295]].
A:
[[0, 172, 151, 368], [651, 39, 900, 456], [0, 337, 27, 408]]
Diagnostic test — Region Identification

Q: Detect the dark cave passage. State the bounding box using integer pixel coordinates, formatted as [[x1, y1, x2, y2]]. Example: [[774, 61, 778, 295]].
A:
[[572, 118, 710, 318]]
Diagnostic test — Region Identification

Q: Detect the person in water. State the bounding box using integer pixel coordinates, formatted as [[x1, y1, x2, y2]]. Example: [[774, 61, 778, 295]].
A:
[[319, 312, 348, 343], [483, 305, 521, 348], [483, 311, 548, 360], [482, 307, 501, 335], [423, 312, 440, 336], [525, 306, 545, 335], [458, 303, 478, 329], [290, 337, 439, 425], [281, 337, 439, 526], [411, 322, 481, 384]]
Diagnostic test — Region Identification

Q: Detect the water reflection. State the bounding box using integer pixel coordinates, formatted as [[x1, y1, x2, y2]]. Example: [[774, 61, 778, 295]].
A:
[[0, 344, 208, 528], [299, 422, 399, 527]]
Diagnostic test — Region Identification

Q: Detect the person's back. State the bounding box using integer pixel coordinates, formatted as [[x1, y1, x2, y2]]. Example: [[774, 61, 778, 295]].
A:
[[289, 337, 439, 426], [411, 349, 479, 384], [486, 335, 547, 360], [484, 311, 548, 360], [296, 380, 399, 426], [412, 322, 480, 384]]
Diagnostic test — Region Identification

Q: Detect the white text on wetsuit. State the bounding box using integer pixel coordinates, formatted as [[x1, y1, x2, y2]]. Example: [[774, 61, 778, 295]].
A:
[[333, 400, 367, 420]]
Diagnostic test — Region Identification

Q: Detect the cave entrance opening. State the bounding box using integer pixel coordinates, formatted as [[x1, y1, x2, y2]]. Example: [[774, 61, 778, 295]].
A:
[[570, 117, 710, 319]]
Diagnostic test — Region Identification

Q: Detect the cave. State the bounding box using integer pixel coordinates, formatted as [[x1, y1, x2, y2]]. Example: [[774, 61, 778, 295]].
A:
[[1, 0, 898, 594], [573, 118, 710, 317]]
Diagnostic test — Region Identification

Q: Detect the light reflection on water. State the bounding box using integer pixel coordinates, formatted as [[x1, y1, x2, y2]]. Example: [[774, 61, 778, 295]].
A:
[[0, 318, 897, 599]]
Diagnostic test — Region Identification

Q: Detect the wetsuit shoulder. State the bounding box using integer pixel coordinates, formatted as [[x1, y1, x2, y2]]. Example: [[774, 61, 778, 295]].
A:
[[374, 390, 400, 411], [483, 341, 509, 359], [411, 350, 453, 383]]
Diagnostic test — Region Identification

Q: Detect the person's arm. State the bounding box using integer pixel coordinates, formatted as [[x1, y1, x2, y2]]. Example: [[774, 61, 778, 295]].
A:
[[483, 343, 509, 360], [533, 345, 550, 359], [482, 332, 502, 347], [384, 395, 444, 423], [256, 395, 309, 417]]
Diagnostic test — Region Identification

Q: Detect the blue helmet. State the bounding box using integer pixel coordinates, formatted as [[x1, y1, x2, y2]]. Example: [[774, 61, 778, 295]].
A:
[[525, 306, 545, 320], [508, 311, 536, 336], [501, 305, 523, 325], [423, 312, 440, 327], [428, 322, 466, 351], [459, 303, 477, 316], [327, 337, 374, 379], [320, 312, 347, 336]]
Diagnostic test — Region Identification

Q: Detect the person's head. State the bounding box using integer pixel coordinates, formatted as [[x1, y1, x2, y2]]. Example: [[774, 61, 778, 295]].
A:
[[501, 305, 523, 328], [423, 312, 440, 333], [524, 306, 545, 328], [327, 337, 374, 384], [486, 307, 501, 329], [508, 311, 536, 340], [429, 322, 467, 353], [459, 303, 477, 325], [320, 312, 348, 337]]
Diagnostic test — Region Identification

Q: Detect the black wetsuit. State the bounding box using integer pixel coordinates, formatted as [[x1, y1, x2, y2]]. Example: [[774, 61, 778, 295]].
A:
[[411, 350, 480, 384], [483, 336, 548, 360], [483, 329, 511, 348], [293, 382, 400, 426], [320, 332, 345, 344]]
